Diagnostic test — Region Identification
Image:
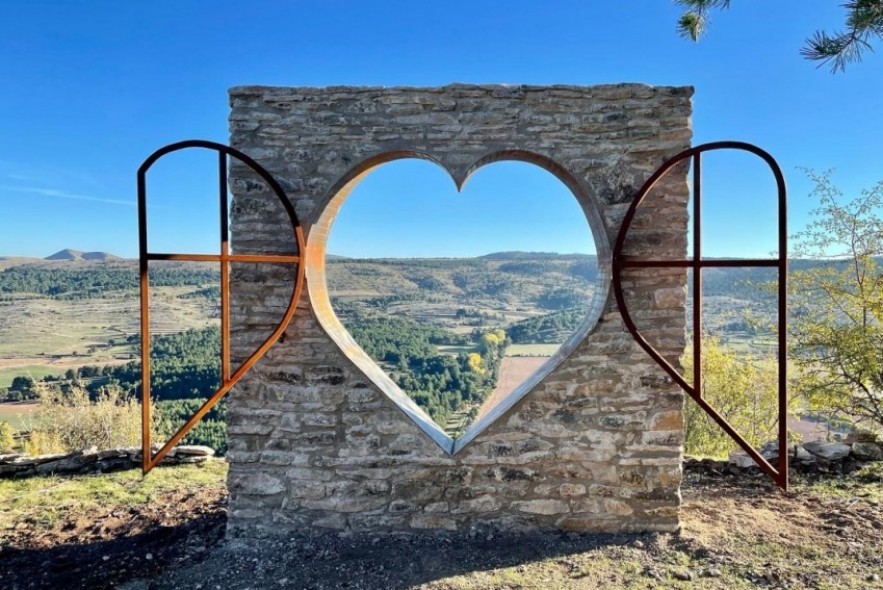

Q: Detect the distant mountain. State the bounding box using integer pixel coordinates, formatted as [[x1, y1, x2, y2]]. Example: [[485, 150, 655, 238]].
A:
[[478, 251, 596, 260], [44, 249, 121, 262]]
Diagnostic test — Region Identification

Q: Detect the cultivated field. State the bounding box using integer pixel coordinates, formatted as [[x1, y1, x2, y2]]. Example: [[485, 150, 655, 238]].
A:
[[476, 356, 549, 422], [0, 401, 38, 431], [0, 260, 220, 386]]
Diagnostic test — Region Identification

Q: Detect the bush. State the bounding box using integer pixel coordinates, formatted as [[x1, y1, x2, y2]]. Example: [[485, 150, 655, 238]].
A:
[[25, 385, 148, 455], [682, 336, 797, 458], [0, 421, 16, 453]]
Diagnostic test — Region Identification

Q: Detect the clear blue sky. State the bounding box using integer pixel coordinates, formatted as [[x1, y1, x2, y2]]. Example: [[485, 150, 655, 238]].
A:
[[1, 1, 880, 259]]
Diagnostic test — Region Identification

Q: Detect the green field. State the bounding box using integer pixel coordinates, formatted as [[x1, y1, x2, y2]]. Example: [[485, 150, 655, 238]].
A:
[[0, 366, 60, 388], [505, 343, 560, 357], [435, 344, 475, 355]]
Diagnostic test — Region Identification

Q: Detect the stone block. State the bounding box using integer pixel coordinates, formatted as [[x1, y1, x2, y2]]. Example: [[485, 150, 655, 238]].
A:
[[512, 499, 570, 515], [804, 441, 851, 460], [852, 442, 883, 461]]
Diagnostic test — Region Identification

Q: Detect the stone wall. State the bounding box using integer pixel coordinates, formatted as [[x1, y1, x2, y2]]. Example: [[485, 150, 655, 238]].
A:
[[225, 84, 693, 537]]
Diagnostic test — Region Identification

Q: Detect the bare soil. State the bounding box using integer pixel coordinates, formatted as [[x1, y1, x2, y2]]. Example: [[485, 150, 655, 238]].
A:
[[0, 485, 226, 590], [477, 357, 547, 421], [2, 467, 882, 590]]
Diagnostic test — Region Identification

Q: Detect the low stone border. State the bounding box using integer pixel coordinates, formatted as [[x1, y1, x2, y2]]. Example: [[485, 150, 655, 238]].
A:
[[0, 445, 215, 479], [686, 439, 883, 478]]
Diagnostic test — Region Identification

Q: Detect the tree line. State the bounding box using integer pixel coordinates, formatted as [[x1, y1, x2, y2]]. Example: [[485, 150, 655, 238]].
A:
[[0, 265, 219, 299]]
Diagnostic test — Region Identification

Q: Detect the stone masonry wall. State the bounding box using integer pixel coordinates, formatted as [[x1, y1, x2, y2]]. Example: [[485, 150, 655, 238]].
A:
[[226, 84, 693, 537]]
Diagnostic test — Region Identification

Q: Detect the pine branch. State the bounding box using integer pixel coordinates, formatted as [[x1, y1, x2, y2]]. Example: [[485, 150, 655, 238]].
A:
[[675, 0, 731, 41], [675, 0, 883, 71]]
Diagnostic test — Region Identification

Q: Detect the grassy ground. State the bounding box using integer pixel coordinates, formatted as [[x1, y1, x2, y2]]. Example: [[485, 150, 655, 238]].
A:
[[0, 460, 227, 534], [1, 463, 881, 589], [0, 366, 59, 388]]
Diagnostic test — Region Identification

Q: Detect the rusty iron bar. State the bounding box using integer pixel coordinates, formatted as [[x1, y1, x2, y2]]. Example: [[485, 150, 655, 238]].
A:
[[220, 151, 230, 383], [612, 141, 789, 490], [137, 139, 305, 474]]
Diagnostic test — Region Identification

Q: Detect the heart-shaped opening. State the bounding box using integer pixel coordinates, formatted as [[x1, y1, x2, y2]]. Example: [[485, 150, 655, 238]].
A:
[[306, 151, 610, 454]]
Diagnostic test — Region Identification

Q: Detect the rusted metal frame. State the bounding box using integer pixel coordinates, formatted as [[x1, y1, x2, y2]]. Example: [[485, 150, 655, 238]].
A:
[[693, 153, 702, 401], [137, 139, 305, 474], [611, 141, 789, 490], [220, 152, 231, 383]]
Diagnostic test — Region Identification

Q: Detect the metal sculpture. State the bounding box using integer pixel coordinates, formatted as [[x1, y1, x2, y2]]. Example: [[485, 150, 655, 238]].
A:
[[137, 140, 305, 474], [612, 141, 789, 489]]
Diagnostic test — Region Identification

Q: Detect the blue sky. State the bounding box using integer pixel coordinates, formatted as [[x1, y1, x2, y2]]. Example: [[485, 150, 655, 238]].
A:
[[1, 1, 880, 259]]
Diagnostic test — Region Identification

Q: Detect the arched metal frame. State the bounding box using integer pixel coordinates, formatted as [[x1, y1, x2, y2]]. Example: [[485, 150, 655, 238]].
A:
[[612, 141, 789, 490], [137, 139, 305, 474]]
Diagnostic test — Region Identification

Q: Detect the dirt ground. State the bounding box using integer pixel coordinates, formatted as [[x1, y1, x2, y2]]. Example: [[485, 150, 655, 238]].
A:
[[1, 469, 882, 590]]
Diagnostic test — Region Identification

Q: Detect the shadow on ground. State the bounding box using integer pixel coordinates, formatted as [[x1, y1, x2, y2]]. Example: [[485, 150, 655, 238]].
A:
[[0, 511, 226, 590], [146, 528, 659, 590]]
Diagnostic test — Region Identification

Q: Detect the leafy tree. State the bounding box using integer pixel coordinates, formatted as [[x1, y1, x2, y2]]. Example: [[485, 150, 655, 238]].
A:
[[675, 0, 883, 72], [789, 171, 883, 431], [9, 376, 37, 400], [682, 335, 790, 457]]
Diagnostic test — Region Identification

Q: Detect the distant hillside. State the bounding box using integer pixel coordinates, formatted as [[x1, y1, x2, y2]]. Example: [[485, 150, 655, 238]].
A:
[[44, 249, 120, 262], [479, 251, 596, 261]]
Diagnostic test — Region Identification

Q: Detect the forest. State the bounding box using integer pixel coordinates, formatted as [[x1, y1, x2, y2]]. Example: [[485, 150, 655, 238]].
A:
[[0, 264, 218, 299]]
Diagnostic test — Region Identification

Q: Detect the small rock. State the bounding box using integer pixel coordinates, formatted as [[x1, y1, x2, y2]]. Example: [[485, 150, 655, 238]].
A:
[[703, 568, 722, 578], [642, 566, 663, 581], [868, 573, 880, 582], [852, 442, 883, 461], [760, 440, 781, 459], [793, 445, 816, 463], [673, 569, 694, 581], [174, 445, 216, 457], [728, 452, 758, 469], [145, 553, 153, 561]]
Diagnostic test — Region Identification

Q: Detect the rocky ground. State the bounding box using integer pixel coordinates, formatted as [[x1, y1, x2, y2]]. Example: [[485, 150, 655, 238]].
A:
[[1, 462, 882, 590]]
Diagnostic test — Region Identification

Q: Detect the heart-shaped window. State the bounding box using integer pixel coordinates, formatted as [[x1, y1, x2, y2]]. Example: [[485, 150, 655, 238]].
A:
[[307, 152, 609, 453]]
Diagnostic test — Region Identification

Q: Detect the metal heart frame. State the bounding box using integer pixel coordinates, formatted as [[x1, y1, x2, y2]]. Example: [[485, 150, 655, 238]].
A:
[[137, 139, 305, 474], [612, 141, 789, 490]]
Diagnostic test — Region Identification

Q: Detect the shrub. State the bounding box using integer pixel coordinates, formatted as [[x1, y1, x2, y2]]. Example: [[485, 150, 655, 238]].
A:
[[0, 421, 16, 453], [682, 336, 797, 458], [25, 384, 147, 455]]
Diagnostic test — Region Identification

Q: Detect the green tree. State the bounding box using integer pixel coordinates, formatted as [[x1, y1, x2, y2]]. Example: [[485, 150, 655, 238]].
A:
[[675, 0, 883, 71], [682, 335, 788, 458], [789, 171, 883, 430], [9, 376, 37, 400]]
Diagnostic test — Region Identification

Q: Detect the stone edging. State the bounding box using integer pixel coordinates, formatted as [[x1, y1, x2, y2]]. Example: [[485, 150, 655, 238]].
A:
[[686, 440, 883, 477], [0, 445, 215, 479]]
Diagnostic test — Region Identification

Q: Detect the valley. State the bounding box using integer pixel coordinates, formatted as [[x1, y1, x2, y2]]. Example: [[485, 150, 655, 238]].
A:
[[0, 251, 782, 441]]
